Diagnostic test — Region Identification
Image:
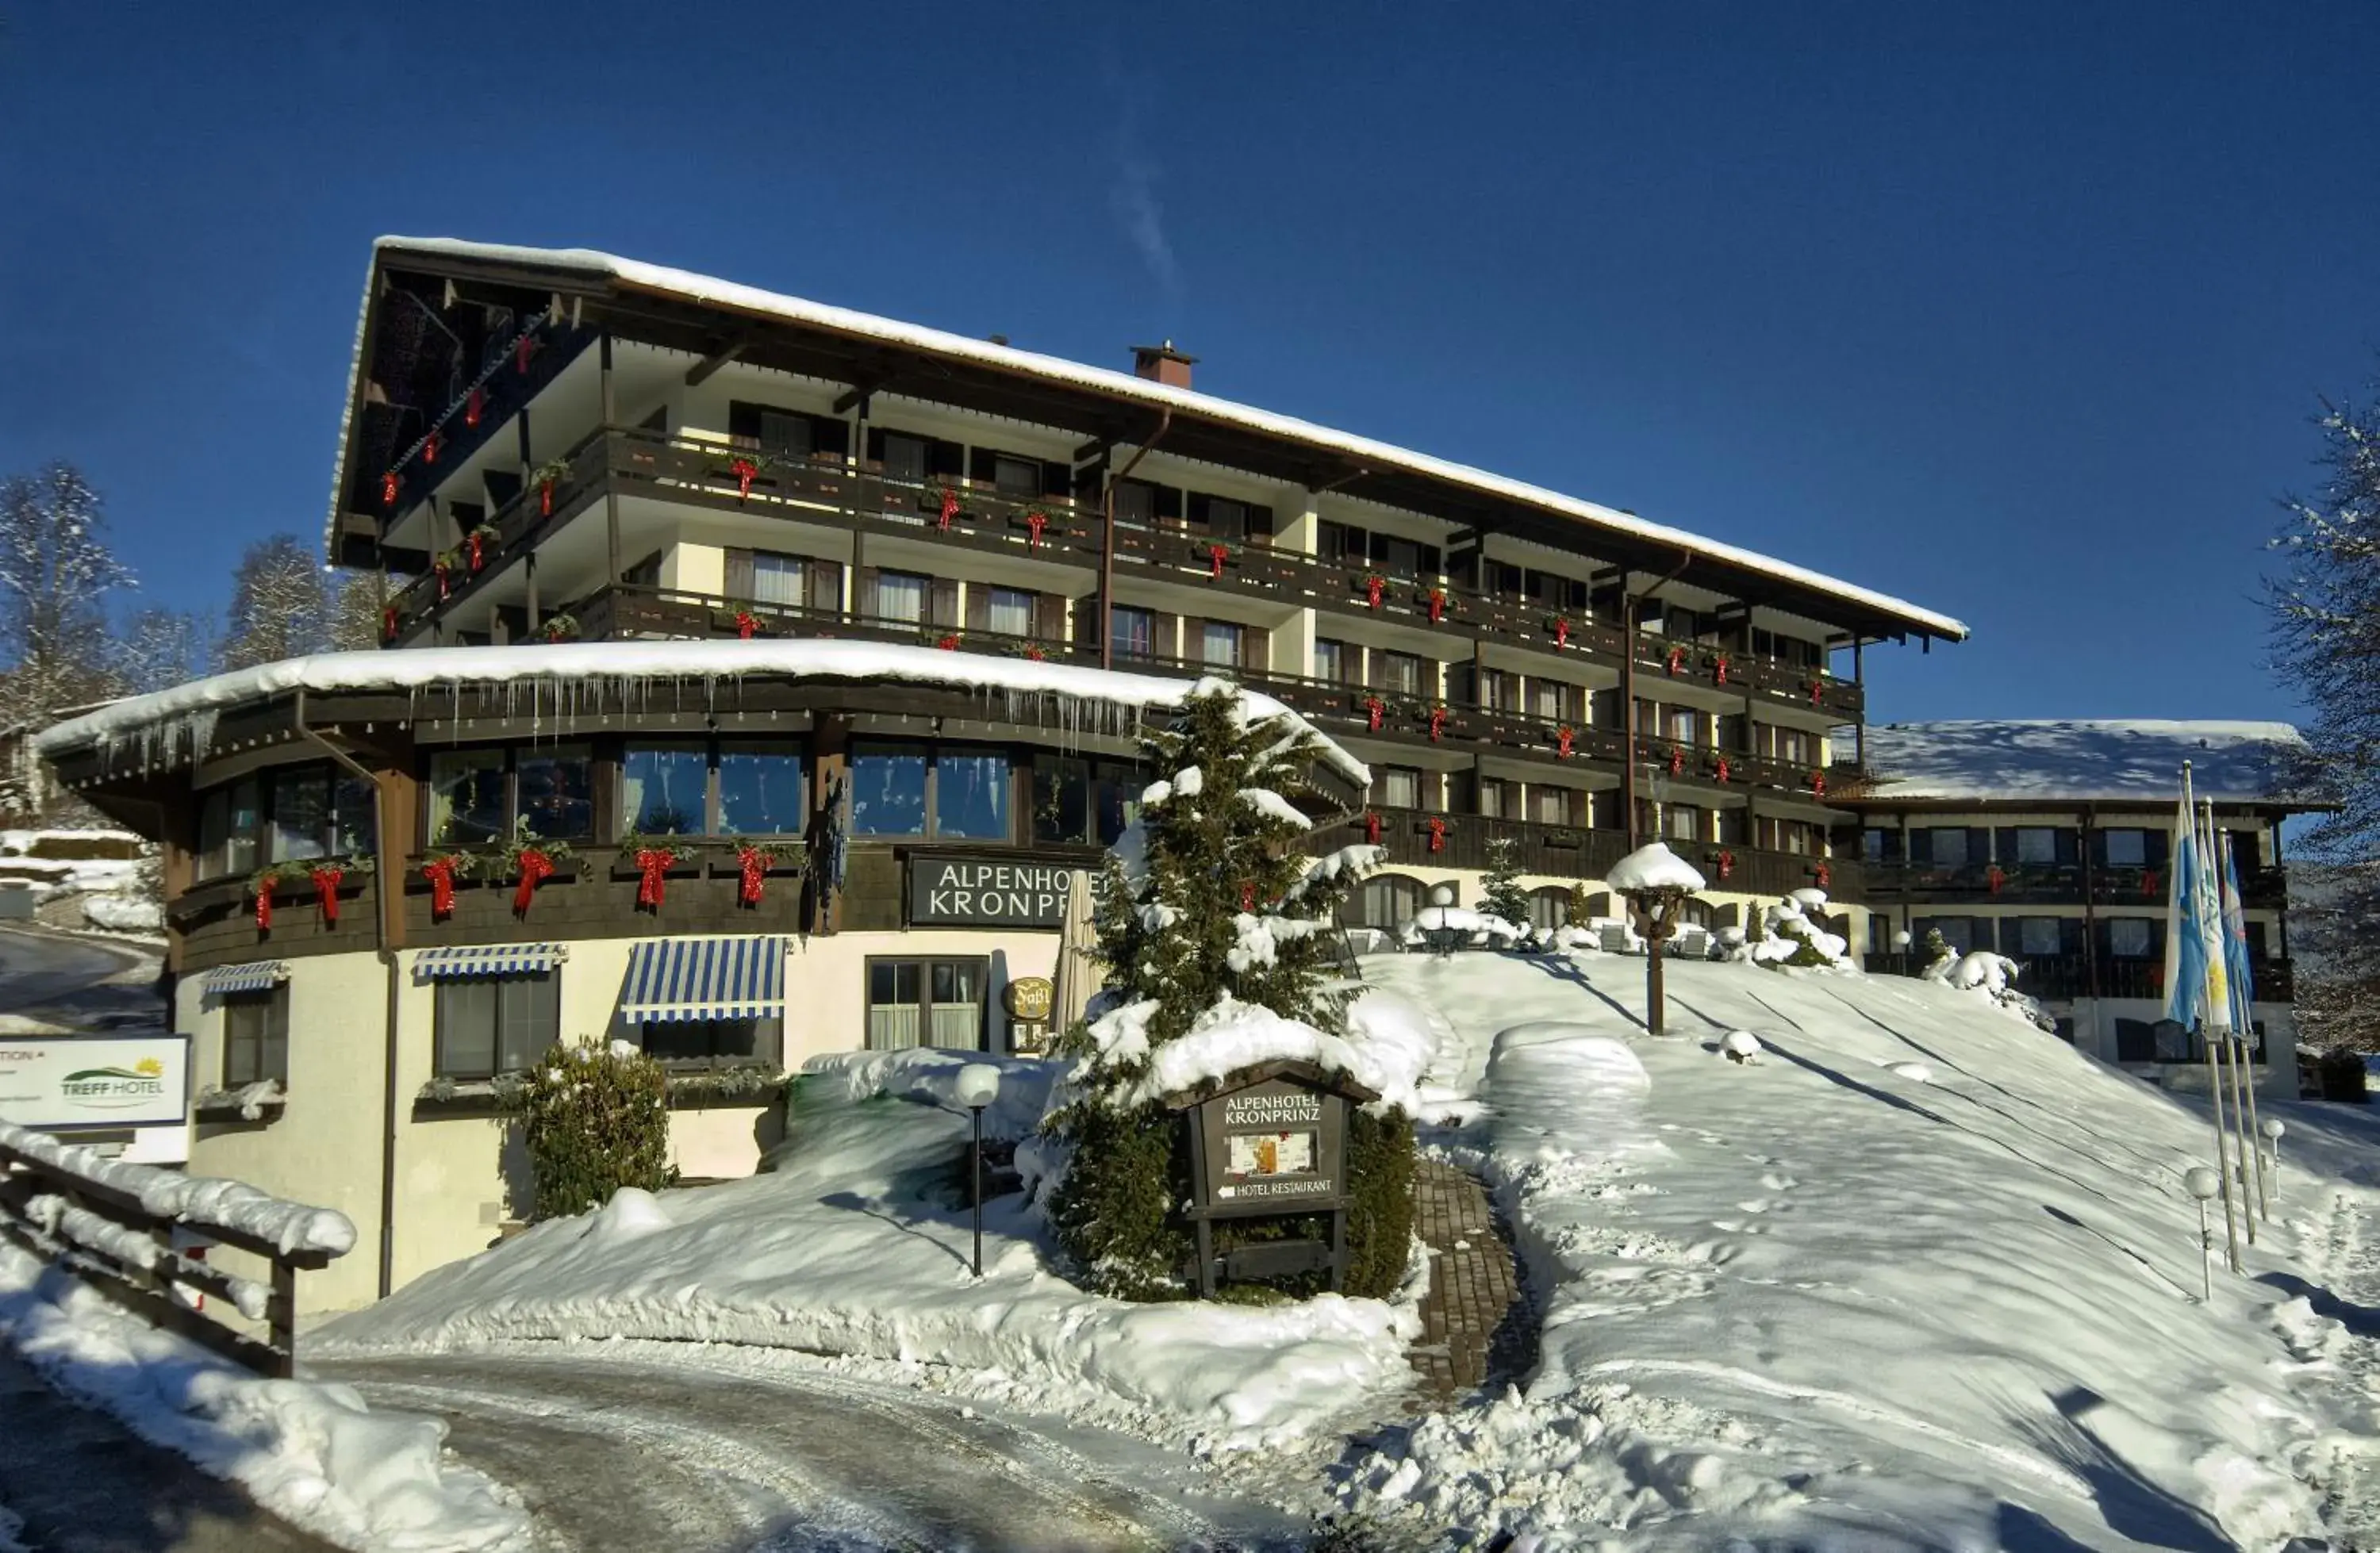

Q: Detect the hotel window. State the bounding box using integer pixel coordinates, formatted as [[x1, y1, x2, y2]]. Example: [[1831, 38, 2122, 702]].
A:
[[2102, 829, 2148, 869], [992, 455, 1042, 499], [428, 750, 508, 847], [751, 552, 804, 608], [718, 745, 807, 835], [198, 765, 375, 881], [2106, 917, 2155, 958], [433, 973, 559, 1081], [1914, 917, 1990, 955], [1200, 620, 1242, 668], [1530, 786, 1576, 826], [1033, 755, 1144, 846], [2013, 917, 2067, 957], [1925, 827, 1973, 869], [516, 745, 594, 841], [1111, 606, 1155, 660], [881, 433, 930, 483], [1664, 708, 1701, 746], [1374, 651, 1423, 697], [623, 741, 807, 837], [1377, 766, 1422, 810], [866, 959, 988, 1051], [1530, 681, 1565, 722], [1477, 669, 1514, 711], [1342, 875, 1424, 930], [221, 986, 289, 1088], [1528, 888, 1573, 932], [622, 745, 709, 835], [849, 742, 1010, 841], [1477, 778, 1513, 819], [985, 586, 1034, 638], [645, 1016, 781, 1067], [2013, 827, 2059, 865], [1112, 480, 1157, 526], [873, 569, 928, 625], [1662, 805, 1704, 843], [758, 412, 814, 458], [1315, 638, 1353, 684], [1204, 497, 1248, 539]]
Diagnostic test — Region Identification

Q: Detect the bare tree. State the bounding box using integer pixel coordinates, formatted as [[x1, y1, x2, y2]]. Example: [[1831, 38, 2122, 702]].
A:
[[222, 535, 334, 669], [0, 463, 134, 727], [116, 606, 215, 694]]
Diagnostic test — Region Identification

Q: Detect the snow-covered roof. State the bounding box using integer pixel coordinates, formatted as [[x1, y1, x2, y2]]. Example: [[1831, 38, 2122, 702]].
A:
[[1860, 719, 2310, 807], [347, 237, 1968, 642], [34, 639, 1370, 790]]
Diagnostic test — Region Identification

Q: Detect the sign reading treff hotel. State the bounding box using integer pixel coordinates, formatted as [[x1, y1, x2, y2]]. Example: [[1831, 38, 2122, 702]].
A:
[[908, 856, 1084, 928], [0, 1036, 192, 1130]]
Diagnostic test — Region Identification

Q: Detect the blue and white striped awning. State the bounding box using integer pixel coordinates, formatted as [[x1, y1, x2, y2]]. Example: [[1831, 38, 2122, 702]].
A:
[[414, 944, 568, 980], [619, 937, 786, 1023], [202, 961, 287, 997]]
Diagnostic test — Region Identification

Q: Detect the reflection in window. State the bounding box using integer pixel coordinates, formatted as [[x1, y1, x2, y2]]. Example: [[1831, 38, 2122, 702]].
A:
[[1111, 607, 1154, 659], [1929, 828, 1971, 869], [935, 746, 1010, 840], [268, 769, 330, 863], [1035, 756, 1141, 846], [2016, 917, 2064, 956], [428, 751, 506, 846], [850, 743, 928, 836], [719, 746, 804, 835], [199, 779, 261, 880], [517, 746, 593, 839], [2107, 918, 2154, 958], [2015, 828, 2058, 865], [624, 746, 708, 835]]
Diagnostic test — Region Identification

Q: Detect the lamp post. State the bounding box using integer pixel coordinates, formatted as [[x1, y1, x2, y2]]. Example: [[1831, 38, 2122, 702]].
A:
[[954, 1063, 1003, 1278], [2259, 1117, 2286, 1191], [1608, 842, 1706, 1038], [2184, 1166, 2220, 1302]]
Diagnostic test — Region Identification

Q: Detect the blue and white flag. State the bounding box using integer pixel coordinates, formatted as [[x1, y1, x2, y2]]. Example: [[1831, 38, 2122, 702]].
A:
[[2163, 780, 2209, 1028], [2219, 833, 2256, 1033]]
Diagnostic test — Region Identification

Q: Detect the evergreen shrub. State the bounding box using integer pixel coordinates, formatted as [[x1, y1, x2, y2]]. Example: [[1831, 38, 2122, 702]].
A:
[[508, 1040, 678, 1219]]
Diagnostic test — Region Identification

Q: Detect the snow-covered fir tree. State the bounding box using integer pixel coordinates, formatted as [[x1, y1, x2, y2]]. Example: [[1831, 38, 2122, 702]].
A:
[[222, 535, 334, 669], [0, 463, 133, 729], [1478, 836, 1531, 929], [1042, 680, 1408, 1299], [2268, 371, 2380, 1054]]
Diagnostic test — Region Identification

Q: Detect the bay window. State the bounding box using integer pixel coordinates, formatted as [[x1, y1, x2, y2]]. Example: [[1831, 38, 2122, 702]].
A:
[[620, 742, 806, 838], [198, 764, 376, 881], [427, 745, 593, 847], [850, 742, 1011, 841]]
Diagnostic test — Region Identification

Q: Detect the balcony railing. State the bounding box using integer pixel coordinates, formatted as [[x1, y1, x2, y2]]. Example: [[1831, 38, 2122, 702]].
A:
[[1861, 953, 2294, 1003], [1325, 809, 1849, 898], [1861, 861, 2288, 908], [383, 427, 1864, 719]]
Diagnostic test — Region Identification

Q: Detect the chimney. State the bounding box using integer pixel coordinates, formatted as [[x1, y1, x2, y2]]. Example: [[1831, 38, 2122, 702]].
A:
[[1130, 339, 1196, 389]]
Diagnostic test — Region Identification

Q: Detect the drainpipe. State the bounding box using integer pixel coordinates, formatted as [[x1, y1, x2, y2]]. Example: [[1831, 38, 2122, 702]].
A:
[[294, 694, 403, 1300], [1622, 548, 1695, 847], [1100, 410, 1173, 670]]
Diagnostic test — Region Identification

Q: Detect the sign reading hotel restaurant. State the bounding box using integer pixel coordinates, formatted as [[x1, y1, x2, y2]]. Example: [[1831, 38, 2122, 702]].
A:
[[1169, 1061, 1379, 1298], [907, 856, 1083, 928], [0, 1035, 192, 1130]]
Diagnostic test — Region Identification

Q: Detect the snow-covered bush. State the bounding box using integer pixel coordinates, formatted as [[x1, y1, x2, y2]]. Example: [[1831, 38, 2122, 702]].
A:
[[1477, 837, 1530, 928], [1942, 951, 2056, 1030], [507, 1040, 678, 1219], [1749, 892, 1853, 972]]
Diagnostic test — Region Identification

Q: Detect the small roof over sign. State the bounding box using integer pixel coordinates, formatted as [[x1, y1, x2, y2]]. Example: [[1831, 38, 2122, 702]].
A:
[[1159, 1058, 1382, 1112]]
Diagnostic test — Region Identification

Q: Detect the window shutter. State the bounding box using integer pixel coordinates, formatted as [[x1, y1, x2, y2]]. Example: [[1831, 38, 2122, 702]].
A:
[[930, 577, 960, 628], [728, 401, 762, 443], [808, 559, 843, 613], [1994, 827, 2018, 867], [1244, 626, 1269, 676], [965, 585, 989, 632], [2061, 918, 2086, 957], [1967, 828, 1989, 866], [1907, 830, 1933, 865], [1182, 616, 1207, 663], [2145, 830, 2170, 871], [1071, 595, 1100, 647], [1155, 485, 1184, 527], [865, 428, 887, 465], [968, 447, 997, 484], [815, 416, 850, 458], [1248, 504, 1274, 541], [1151, 612, 1180, 661], [1035, 592, 1065, 643], [1040, 460, 1069, 497], [856, 566, 881, 617], [724, 548, 755, 599], [931, 439, 965, 478], [1186, 493, 1211, 532], [2056, 828, 2080, 865]]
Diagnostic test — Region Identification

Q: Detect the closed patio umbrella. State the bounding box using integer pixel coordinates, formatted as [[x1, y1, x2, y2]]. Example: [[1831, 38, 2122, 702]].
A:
[[1051, 866, 1100, 1039]]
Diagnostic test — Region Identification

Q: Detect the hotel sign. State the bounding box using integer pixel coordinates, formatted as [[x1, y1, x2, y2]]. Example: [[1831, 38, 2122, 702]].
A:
[[0, 1035, 193, 1130], [907, 856, 1084, 928]]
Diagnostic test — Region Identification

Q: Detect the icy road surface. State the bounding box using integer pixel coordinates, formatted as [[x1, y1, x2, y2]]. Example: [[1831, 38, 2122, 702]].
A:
[[316, 1346, 1307, 1551]]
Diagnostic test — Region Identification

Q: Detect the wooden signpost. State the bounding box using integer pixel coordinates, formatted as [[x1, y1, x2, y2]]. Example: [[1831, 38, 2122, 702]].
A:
[[1165, 1060, 1379, 1298]]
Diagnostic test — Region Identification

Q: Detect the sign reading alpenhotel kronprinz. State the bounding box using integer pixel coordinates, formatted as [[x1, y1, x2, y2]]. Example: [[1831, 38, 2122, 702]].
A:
[[907, 856, 1083, 928], [0, 1035, 192, 1129]]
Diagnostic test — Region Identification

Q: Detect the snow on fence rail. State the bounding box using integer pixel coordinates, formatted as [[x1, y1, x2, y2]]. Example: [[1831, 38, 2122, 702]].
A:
[[0, 1123, 353, 1379]]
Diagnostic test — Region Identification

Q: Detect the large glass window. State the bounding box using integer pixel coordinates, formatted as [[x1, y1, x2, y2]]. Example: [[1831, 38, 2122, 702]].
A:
[[2014, 917, 2066, 956], [2014, 827, 2058, 865], [718, 746, 805, 836], [1315, 639, 1351, 684], [751, 553, 804, 608], [1341, 875, 1423, 930], [881, 433, 929, 483], [985, 587, 1034, 637], [1200, 620, 1242, 668], [935, 746, 1012, 840], [1111, 606, 1155, 659], [1034, 756, 1143, 846], [866, 958, 987, 1051], [221, 987, 289, 1088], [267, 768, 330, 864], [623, 746, 709, 835], [199, 766, 375, 880], [1915, 916, 1990, 955], [198, 778, 261, 880], [874, 571, 927, 624], [1375, 651, 1422, 696], [2103, 829, 2148, 868], [1378, 767, 1421, 809], [428, 750, 507, 846], [2107, 918, 2155, 958], [434, 973, 560, 1080], [516, 745, 593, 840], [850, 742, 929, 836], [645, 1018, 781, 1067], [992, 455, 1041, 498], [1927, 827, 1972, 869]]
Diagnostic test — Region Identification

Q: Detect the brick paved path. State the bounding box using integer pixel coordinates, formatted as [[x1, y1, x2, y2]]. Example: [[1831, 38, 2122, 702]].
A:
[[1407, 1160, 1530, 1400]]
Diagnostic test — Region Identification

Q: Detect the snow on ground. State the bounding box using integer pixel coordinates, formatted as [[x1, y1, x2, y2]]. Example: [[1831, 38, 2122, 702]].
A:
[[317, 1040, 1427, 1448], [0, 1241, 524, 1551], [1339, 949, 2376, 1550]]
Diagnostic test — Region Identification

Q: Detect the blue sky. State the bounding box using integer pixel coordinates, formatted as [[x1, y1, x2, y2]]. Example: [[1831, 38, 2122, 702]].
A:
[[2, 2, 2374, 727]]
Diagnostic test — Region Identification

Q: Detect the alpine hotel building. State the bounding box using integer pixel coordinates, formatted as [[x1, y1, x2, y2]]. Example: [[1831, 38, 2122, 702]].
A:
[[38, 238, 1973, 1311]]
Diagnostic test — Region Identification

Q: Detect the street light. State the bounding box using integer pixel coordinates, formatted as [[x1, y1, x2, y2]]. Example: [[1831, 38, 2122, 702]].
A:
[[954, 1063, 1003, 1278], [2183, 1166, 2221, 1302], [1606, 842, 1706, 1037], [2259, 1117, 2286, 1190]]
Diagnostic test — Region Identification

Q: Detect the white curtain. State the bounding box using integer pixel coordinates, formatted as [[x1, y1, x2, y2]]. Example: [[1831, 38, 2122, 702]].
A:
[[867, 1007, 922, 1050]]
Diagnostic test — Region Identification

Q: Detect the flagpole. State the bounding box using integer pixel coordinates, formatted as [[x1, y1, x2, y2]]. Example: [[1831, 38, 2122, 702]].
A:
[[2202, 797, 2254, 1252], [2221, 829, 2274, 1221], [2181, 765, 2242, 1273]]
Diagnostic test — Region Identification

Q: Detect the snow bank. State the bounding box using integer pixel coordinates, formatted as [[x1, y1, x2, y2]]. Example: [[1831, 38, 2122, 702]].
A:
[[82, 894, 163, 932], [317, 1055, 1420, 1446], [1338, 952, 2347, 1549], [1398, 905, 1523, 949], [0, 1243, 524, 1551], [0, 1123, 353, 1256], [1075, 995, 1433, 1116], [1603, 842, 1705, 895]]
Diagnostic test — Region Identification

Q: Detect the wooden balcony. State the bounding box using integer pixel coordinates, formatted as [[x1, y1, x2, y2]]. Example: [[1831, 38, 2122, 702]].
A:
[[1322, 808, 1850, 898], [1862, 861, 2289, 910], [383, 427, 1866, 720]]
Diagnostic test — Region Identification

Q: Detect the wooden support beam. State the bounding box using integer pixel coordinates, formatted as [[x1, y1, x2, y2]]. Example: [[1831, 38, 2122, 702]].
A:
[[831, 382, 881, 416], [684, 337, 748, 386]]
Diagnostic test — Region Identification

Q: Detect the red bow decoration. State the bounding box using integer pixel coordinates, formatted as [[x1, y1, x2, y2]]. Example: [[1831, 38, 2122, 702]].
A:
[[310, 866, 344, 926], [1026, 511, 1046, 548], [1426, 817, 1446, 854], [1366, 696, 1384, 732], [736, 610, 758, 639], [1208, 543, 1228, 578], [424, 430, 441, 466], [466, 386, 484, 428], [515, 333, 536, 374], [382, 471, 399, 508], [1557, 726, 1575, 758], [731, 458, 758, 500], [1364, 811, 1382, 845], [1429, 706, 1446, 742], [1668, 747, 1684, 777], [253, 882, 273, 932], [737, 846, 768, 906], [1239, 881, 1257, 911], [382, 606, 399, 642], [1815, 863, 1832, 890], [1714, 756, 1730, 784], [1666, 646, 1685, 676], [1809, 681, 1826, 705], [1428, 588, 1445, 623], [1553, 618, 1571, 650], [513, 849, 555, 915], [468, 531, 485, 572], [2141, 869, 2160, 898], [434, 562, 451, 600], [1717, 849, 1736, 880], [1365, 574, 1384, 609], [1714, 654, 1729, 685], [1810, 770, 1827, 799], [635, 848, 675, 909], [939, 487, 959, 530], [1987, 865, 2006, 895], [422, 858, 458, 918], [1023, 645, 1046, 661], [938, 633, 961, 651]]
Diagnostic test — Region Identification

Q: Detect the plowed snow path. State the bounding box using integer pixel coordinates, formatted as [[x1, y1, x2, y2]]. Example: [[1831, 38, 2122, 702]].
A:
[[317, 1348, 1299, 1552]]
